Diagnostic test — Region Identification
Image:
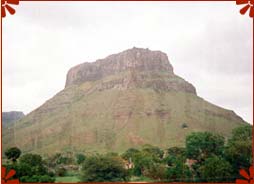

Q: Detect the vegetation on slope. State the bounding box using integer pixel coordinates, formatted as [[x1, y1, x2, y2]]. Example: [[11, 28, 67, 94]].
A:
[[2, 79, 246, 154], [2, 126, 252, 183]]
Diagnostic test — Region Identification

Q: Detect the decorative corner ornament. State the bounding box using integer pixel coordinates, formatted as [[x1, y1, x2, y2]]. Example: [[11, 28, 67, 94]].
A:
[[1, 0, 19, 18], [1, 167, 20, 184], [236, 166, 254, 184], [236, 0, 254, 18]]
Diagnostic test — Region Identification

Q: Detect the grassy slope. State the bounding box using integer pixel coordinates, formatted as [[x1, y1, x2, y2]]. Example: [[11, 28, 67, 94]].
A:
[[2, 73, 247, 155]]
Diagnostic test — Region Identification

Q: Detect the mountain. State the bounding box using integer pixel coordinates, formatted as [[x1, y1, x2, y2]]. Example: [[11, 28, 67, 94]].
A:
[[2, 111, 25, 126], [2, 47, 247, 155]]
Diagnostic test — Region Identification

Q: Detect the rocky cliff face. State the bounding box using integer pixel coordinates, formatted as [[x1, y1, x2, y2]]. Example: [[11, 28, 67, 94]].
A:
[[65, 47, 196, 94]]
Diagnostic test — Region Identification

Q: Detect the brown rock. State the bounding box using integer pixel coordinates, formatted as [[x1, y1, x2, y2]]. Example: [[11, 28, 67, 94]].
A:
[[65, 47, 173, 85], [65, 47, 196, 95]]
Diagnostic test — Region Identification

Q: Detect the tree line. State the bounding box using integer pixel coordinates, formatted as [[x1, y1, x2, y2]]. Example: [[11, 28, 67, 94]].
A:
[[3, 125, 252, 182]]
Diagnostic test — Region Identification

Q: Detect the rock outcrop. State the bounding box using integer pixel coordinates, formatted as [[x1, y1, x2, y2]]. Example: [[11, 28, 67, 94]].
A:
[[65, 47, 196, 95], [2, 111, 25, 126]]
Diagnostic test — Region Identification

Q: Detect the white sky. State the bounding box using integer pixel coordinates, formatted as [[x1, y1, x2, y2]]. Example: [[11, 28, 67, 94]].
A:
[[2, 1, 253, 124]]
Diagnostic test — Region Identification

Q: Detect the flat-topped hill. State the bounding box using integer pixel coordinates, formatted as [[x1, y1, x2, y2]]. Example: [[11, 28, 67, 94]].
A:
[[2, 48, 247, 155]]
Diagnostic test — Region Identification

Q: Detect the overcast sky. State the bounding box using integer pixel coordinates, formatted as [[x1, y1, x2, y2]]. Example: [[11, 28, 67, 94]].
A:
[[2, 2, 253, 124]]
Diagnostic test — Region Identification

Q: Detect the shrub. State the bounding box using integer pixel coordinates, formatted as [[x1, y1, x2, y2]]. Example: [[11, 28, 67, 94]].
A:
[[198, 156, 232, 182], [80, 154, 128, 182], [181, 123, 188, 129], [76, 153, 86, 165], [165, 156, 193, 182], [143, 163, 167, 180], [39, 175, 56, 182], [20, 175, 55, 183], [55, 167, 67, 177]]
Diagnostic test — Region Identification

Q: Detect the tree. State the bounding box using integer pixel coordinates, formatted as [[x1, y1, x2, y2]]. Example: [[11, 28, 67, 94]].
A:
[[230, 125, 252, 141], [16, 163, 32, 177], [143, 163, 167, 180], [20, 153, 43, 166], [122, 146, 164, 177], [4, 147, 21, 163], [58, 156, 73, 164], [80, 155, 128, 182], [132, 151, 157, 176], [5, 152, 55, 182], [167, 147, 186, 158], [121, 148, 140, 160], [19, 153, 48, 176], [186, 132, 225, 162], [198, 156, 232, 182], [164, 147, 192, 182], [165, 156, 192, 182], [225, 125, 252, 177], [142, 144, 164, 159], [76, 153, 86, 165]]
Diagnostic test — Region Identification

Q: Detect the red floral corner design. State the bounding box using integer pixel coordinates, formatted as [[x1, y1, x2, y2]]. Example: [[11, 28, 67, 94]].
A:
[[236, 166, 254, 184], [236, 0, 254, 18], [1, 167, 19, 184], [1, 0, 19, 18]]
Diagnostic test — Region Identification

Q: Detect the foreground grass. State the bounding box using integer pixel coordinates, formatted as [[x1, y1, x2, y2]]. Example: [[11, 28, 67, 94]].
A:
[[130, 176, 154, 182], [55, 176, 152, 183], [55, 176, 80, 183]]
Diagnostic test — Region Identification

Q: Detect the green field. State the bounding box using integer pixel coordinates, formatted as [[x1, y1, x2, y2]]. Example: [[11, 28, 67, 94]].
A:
[[55, 176, 80, 183]]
